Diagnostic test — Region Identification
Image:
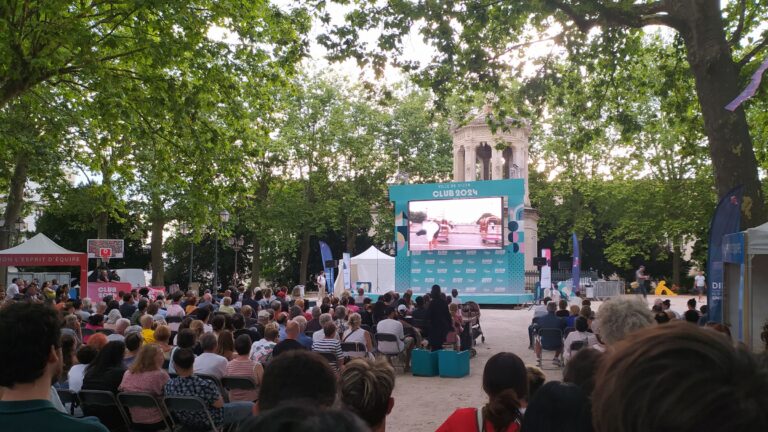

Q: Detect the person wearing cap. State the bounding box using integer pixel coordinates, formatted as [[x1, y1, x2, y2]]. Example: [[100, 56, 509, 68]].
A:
[[376, 307, 415, 372]]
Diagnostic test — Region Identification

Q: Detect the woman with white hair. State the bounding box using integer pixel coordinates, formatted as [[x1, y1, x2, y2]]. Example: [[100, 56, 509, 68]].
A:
[[595, 296, 654, 345], [104, 309, 122, 330]]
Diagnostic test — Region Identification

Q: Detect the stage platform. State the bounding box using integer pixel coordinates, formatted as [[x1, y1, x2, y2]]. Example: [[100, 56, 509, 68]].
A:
[[365, 292, 534, 305]]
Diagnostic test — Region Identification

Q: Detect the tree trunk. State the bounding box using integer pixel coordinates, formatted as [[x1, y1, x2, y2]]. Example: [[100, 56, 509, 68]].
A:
[[299, 231, 310, 287], [0, 154, 29, 285], [672, 243, 681, 286], [345, 221, 355, 253], [250, 233, 261, 289], [150, 215, 165, 286], [670, 0, 765, 227]]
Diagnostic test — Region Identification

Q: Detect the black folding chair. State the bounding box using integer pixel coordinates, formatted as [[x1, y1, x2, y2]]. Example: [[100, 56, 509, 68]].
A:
[[164, 396, 222, 432], [374, 332, 406, 371], [79, 389, 130, 430], [117, 391, 175, 431], [56, 388, 81, 416], [221, 376, 259, 402], [341, 342, 368, 360], [196, 374, 229, 403], [534, 328, 564, 370]]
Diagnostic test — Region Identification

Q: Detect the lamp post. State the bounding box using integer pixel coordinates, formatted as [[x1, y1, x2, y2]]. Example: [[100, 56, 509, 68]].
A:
[[214, 210, 230, 291], [228, 235, 244, 287], [180, 223, 194, 289]]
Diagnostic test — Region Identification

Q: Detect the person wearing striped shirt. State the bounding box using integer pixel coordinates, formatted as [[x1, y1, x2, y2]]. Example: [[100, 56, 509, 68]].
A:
[[311, 322, 344, 372]]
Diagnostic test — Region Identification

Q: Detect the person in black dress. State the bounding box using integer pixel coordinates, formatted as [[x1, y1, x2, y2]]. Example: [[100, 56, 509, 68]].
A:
[[426, 285, 452, 351]]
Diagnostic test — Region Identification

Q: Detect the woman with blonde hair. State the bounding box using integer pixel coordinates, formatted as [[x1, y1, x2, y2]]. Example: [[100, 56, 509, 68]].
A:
[[342, 313, 374, 358], [119, 344, 171, 431]]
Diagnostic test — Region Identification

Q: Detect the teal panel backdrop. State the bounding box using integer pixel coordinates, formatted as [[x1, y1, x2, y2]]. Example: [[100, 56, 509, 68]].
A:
[[389, 180, 526, 299]]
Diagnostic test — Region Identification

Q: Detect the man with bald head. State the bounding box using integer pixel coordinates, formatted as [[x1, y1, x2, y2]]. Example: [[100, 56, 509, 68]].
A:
[[271, 320, 306, 358]]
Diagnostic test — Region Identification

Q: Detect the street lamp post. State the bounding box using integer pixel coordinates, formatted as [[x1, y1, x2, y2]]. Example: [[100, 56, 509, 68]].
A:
[[228, 235, 244, 287], [214, 210, 230, 291], [180, 223, 194, 290]]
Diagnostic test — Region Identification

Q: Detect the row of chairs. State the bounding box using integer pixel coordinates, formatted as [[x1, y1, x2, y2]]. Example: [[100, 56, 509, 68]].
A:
[[58, 375, 258, 432]]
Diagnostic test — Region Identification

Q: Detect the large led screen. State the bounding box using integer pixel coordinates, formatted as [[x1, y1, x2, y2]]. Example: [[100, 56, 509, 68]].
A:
[[408, 197, 503, 251]]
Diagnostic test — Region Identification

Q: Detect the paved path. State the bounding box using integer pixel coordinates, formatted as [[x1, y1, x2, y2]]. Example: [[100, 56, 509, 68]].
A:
[[386, 295, 702, 431]]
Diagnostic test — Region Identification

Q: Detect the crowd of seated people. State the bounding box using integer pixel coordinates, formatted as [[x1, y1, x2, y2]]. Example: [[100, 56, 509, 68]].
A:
[[3, 280, 766, 432]]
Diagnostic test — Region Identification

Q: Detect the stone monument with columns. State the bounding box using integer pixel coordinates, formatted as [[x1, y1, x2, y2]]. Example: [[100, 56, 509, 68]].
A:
[[451, 103, 539, 270]]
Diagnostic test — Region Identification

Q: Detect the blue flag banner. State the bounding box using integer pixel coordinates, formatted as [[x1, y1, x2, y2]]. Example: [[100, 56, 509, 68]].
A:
[[319, 240, 334, 294], [572, 233, 580, 293], [707, 186, 743, 323]]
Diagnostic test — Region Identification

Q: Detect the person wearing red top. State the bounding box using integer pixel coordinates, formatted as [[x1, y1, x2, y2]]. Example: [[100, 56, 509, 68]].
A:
[[436, 352, 527, 432]]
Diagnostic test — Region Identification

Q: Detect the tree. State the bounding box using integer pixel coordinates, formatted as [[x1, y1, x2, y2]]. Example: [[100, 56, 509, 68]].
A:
[[320, 0, 768, 226]]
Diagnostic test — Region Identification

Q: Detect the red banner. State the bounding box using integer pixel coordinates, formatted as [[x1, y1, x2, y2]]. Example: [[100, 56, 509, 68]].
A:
[[86, 282, 133, 301]]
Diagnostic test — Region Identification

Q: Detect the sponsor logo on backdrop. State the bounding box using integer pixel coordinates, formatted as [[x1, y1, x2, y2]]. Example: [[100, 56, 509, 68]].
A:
[[495, 268, 506, 274], [439, 260, 446, 264], [412, 286, 422, 291], [424, 277, 435, 283], [437, 251, 448, 255], [425, 259, 435, 264], [466, 250, 477, 255], [437, 269, 448, 274], [412, 269, 421, 274], [483, 251, 491, 255], [467, 260, 476, 264], [465, 287, 477, 292], [495, 250, 505, 255], [426, 269, 434, 274], [482, 277, 493, 283], [496, 260, 505, 264], [496, 278, 504, 283], [452, 259, 463, 264], [467, 278, 476, 283], [454, 269, 462, 273], [483, 269, 491, 273], [494, 287, 506, 292], [439, 278, 446, 283], [482, 259, 493, 264], [466, 268, 477, 274], [452, 278, 463, 283]]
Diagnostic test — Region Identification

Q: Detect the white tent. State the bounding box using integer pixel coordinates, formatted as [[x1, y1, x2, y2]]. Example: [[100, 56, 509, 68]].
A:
[[351, 246, 395, 294], [722, 221, 768, 351]]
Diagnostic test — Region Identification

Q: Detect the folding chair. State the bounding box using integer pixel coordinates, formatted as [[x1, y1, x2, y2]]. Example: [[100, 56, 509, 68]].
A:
[[164, 395, 222, 432], [79, 389, 130, 430], [117, 392, 175, 431], [341, 342, 368, 360], [56, 388, 81, 416], [534, 328, 564, 370], [196, 374, 229, 403], [221, 376, 258, 402], [374, 332, 406, 371]]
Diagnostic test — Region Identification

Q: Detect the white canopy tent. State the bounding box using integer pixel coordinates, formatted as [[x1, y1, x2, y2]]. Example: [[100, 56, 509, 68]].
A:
[[722, 221, 768, 351], [350, 246, 395, 294]]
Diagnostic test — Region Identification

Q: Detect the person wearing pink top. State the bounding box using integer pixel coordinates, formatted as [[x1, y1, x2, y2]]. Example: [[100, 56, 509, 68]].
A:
[[119, 344, 171, 430], [225, 334, 264, 402]]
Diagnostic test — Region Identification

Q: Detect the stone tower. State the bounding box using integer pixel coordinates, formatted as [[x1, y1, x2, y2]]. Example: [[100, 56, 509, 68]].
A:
[[451, 104, 539, 270]]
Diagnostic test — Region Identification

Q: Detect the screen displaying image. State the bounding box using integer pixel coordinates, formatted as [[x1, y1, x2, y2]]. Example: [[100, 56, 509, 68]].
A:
[[408, 197, 504, 251]]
